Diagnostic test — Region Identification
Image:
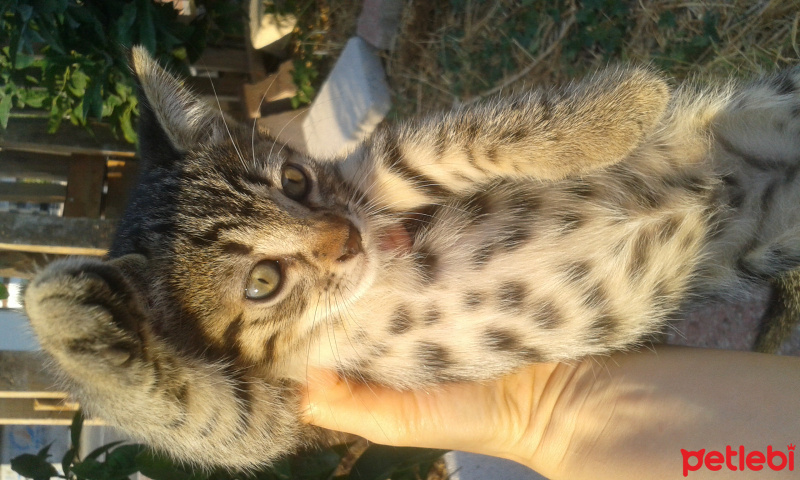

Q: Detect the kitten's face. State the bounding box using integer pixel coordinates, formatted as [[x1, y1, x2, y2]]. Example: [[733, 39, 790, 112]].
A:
[[117, 48, 390, 361], [142, 134, 387, 358]]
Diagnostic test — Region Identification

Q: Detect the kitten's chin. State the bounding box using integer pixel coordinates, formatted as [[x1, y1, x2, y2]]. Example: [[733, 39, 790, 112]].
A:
[[378, 224, 413, 254]]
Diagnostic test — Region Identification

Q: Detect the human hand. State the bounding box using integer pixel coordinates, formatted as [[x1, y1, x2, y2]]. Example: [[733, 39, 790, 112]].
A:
[[301, 362, 571, 469], [302, 347, 800, 480]]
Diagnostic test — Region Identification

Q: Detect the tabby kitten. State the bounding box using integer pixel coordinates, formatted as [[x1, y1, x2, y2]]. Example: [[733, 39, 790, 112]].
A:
[[25, 47, 800, 468]]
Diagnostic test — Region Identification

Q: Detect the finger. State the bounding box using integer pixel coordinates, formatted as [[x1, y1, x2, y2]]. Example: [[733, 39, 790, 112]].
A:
[[302, 369, 417, 445]]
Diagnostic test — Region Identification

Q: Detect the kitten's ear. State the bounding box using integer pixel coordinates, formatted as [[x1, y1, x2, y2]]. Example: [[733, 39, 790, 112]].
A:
[[131, 46, 226, 157]]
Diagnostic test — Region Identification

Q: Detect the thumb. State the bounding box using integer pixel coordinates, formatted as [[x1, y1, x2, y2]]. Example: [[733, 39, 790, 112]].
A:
[[300, 369, 415, 445]]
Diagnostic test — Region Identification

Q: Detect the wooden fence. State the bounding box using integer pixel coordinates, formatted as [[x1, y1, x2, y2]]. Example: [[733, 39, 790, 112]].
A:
[[0, 42, 272, 424]]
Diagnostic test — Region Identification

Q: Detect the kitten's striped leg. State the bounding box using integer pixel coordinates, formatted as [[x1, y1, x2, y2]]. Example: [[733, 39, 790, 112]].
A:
[[346, 68, 670, 210], [714, 66, 800, 169], [716, 67, 800, 279], [755, 269, 800, 354], [25, 256, 300, 469]]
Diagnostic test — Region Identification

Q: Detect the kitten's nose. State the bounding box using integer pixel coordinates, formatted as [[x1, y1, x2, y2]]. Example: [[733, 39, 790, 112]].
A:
[[315, 215, 363, 263], [337, 223, 363, 262]]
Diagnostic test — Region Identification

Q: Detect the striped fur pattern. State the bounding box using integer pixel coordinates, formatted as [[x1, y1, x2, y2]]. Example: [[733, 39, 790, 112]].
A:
[[24, 47, 800, 468]]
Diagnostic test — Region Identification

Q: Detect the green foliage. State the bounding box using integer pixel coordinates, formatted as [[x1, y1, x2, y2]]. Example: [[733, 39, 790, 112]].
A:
[[390, 0, 736, 116], [652, 8, 720, 70], [440, 0, 637, 96], [0, 283, 8, 300], [290, 56, 319, 109], [349, 445, 446, 480], [10, 444, 59, 480], [264, 1, 330, 108], [11, 411, 446, 480], [0, 0, 245, 143]]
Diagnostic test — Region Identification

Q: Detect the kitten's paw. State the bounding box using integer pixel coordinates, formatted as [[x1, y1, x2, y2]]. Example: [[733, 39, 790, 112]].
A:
[[566, 67, 670, 157], [25, 255, 149, 377]]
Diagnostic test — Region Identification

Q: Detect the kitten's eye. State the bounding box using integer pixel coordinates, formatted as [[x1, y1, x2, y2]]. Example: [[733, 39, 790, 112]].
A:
[[245, 260, 282, 300], [281, 164, 309, 200]]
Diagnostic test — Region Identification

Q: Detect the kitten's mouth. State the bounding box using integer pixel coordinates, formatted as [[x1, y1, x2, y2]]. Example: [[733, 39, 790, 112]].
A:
[[377, 210, 437, 254], [378, 224, 413, 254]]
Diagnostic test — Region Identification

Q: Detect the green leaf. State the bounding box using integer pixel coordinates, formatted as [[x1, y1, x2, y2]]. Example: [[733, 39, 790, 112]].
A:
[[290, 448, 341, 480], [72, 98, 86, 125], [66, 3, 106, 43], [36, 444, 52, 459], [85, 440, 126, 461], [20, 23, 44, 50], [31, 0, 68, 16], [69, 69, 89, 97], [102, 93, 122, 117], [17, 4, 33, 22], [105, 444, 146, 477], [137, 0, 157, 54], [83, 77, 103, 120], [119, 104, 136, 143], [114, 1, 138, 47], [10, 453, 59, 480], [264, 457, 292, 480], [70, 457, 107, 479], [47, 107, 63, 133], [14, 52, 35, 69], [135, 450, 194, 480], [71, 410, 85, 452], [61, 447, 76, 477], [35, 22, 65, 55], [8, 26, 21, 73], [0, 94, 13, 129], [349, 446, 447, 480], [114, 80, 133, 100], [20, 89, 48, 108]]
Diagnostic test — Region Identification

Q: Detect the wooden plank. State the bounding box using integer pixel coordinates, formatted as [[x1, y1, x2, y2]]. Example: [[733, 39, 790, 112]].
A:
[[103, 160, 139, 219], [0, 251, 57, 279], [0, 117, 135, 158], [0, 398, 105, 425], [244, 18, 268, 82], [63, 154, 105, 218], [0, 149, 70, 181], [185, 73, 247, 103], [0, 351, 64, 399], [0, 244, 106, 256], [0, 182, 66, 203], [0, 213, 113, 255], [34, 398, 80, 411], [242, 60, 297, 118], [194, 47, 249, 73]]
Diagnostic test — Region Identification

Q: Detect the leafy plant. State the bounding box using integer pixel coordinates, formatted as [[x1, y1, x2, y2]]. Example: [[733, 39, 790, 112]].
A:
[[11, 411, 446, 480], [262, 0, 330, 108], [0, 0, 245, 143]]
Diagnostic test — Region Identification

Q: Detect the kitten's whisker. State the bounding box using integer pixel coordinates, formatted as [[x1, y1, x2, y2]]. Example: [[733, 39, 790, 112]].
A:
[[305, 293, 324, 385], [331, 287, 390, 436], [268, 108, 311, 161], [348, 151, 380, 207], [322, 290, 343, 369], [251, 73, 282, 164], [333, 288, 372, 378], [203, 71, 247, 169]]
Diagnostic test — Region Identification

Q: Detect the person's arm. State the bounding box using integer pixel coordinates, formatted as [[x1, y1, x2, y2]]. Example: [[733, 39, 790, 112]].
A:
[[302, 346, 800, 479]]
